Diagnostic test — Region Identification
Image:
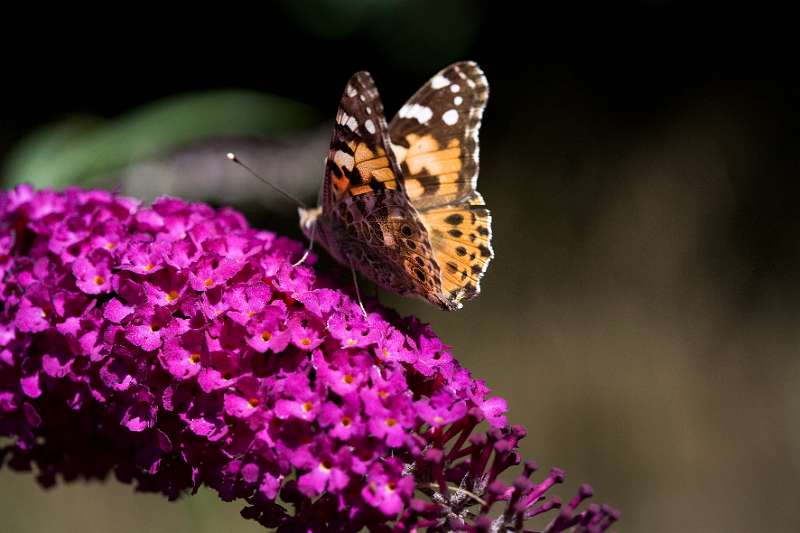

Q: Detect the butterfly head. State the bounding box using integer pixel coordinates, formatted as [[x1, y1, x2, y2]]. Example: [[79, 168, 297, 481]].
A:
[[298, 206, 322, 240], [299, 205, 345, 265]]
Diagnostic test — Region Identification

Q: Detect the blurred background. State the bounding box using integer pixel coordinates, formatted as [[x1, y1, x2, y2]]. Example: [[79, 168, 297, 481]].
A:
[[2, 2, 799, 531]]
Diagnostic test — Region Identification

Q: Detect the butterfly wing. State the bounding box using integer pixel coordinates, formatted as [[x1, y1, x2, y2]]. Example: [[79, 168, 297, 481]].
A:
[[388, 61, 493, 309], [323, 71, 401, 211], [319, 72, 447, 307]]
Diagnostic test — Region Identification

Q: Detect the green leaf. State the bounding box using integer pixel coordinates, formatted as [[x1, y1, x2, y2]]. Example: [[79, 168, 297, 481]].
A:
[[3, 90, 317, 189]]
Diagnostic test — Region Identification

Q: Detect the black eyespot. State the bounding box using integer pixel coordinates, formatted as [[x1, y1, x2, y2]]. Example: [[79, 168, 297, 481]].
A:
[[414, 269, 425, 282], [401, 225, 413, 237], [405, 239, 417, 250]]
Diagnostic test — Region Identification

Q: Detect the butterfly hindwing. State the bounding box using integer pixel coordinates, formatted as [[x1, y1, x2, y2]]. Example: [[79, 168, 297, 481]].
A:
[[323, 71, 401, 211], [334, 190, 445, 308], [420, 192, 492, 308]]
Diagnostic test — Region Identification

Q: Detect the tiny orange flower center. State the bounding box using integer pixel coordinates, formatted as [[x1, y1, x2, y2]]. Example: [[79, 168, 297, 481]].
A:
[[143, 263, 155, 272], [342, 374, 354, 385], [302, 402, 313, 413], [387, 481, 397, 491], [386, 418, 397, 427], [248, 397, 259, 408], [104, 242, 116, 250], [189, 353, 201, 364], [166, 290, 179, 302], [345, 338, 357, 346], [300, 337, 311, 347], [203, 277, 214, 287], [433, 416, 445, 425], [378, 390, 389, 399], [93, 275, 105, 285], [261, 331, 272, 341], [150, 323, 161, 332], [320, 460, 333, 472], [382, 347, 390, 357], [341, 416, 352, 427]]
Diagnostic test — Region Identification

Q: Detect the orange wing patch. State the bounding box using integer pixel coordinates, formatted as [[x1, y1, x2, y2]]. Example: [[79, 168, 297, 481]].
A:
[[393, 133, 464, 200], [332, 143, 400, 200], [391, 134, 474, 211], [351, 144, 398, 195]]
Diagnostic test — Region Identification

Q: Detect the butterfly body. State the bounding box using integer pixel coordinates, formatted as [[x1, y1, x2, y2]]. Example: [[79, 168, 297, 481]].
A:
[[300, 61, 493, 310]]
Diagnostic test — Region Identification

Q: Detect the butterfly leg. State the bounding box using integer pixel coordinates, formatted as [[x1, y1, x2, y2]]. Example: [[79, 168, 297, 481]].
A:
[[292, 221, 316, 267], [347, 256, 368, 317]]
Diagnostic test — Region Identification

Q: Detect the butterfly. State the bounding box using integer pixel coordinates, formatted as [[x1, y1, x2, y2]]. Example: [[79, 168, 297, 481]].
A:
[[298, 61, 493, 311]]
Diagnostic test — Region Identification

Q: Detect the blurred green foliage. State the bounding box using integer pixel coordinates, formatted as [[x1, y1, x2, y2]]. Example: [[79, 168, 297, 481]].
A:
[[2, 91, 316, 189]]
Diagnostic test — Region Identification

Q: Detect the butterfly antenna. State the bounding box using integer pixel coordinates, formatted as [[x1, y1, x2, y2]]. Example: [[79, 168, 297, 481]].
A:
[[226, 152, 308, 209]]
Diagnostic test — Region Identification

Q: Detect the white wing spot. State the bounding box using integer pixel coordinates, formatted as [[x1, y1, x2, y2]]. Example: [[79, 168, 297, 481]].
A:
[[454, 96, 463, 106], [346, 85, 358, 97], [333, 150, 355, 171], [431, 74, 450, 89], [366, 106, 372, 114], [415, 105, 433, 123], [399, 103, 433, 124], [346, 116, 359, 131], [364, 119, 376, 134], [359, 94, 366, 101], [442, 109, 459, 126], [450, 84, 460, 93]]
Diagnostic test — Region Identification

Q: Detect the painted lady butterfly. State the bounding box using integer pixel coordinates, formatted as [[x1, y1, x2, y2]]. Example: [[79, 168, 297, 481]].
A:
[[299, 61, 493, 310]]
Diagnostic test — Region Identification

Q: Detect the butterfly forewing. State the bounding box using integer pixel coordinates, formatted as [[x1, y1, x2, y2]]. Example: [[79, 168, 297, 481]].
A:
[[324, 72, 401, 210], [388, 61, 489, 210]]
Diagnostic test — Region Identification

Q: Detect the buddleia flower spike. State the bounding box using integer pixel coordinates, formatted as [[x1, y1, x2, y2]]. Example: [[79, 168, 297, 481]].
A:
[[0, 185, 618, 532]]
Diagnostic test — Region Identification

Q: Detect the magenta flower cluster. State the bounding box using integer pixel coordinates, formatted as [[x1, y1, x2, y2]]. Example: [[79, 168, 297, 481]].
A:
[[0, 185, 619, 532]]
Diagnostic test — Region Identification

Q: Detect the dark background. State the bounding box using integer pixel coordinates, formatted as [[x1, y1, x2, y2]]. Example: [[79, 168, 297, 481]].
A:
[[2, 2, 799, 531]]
